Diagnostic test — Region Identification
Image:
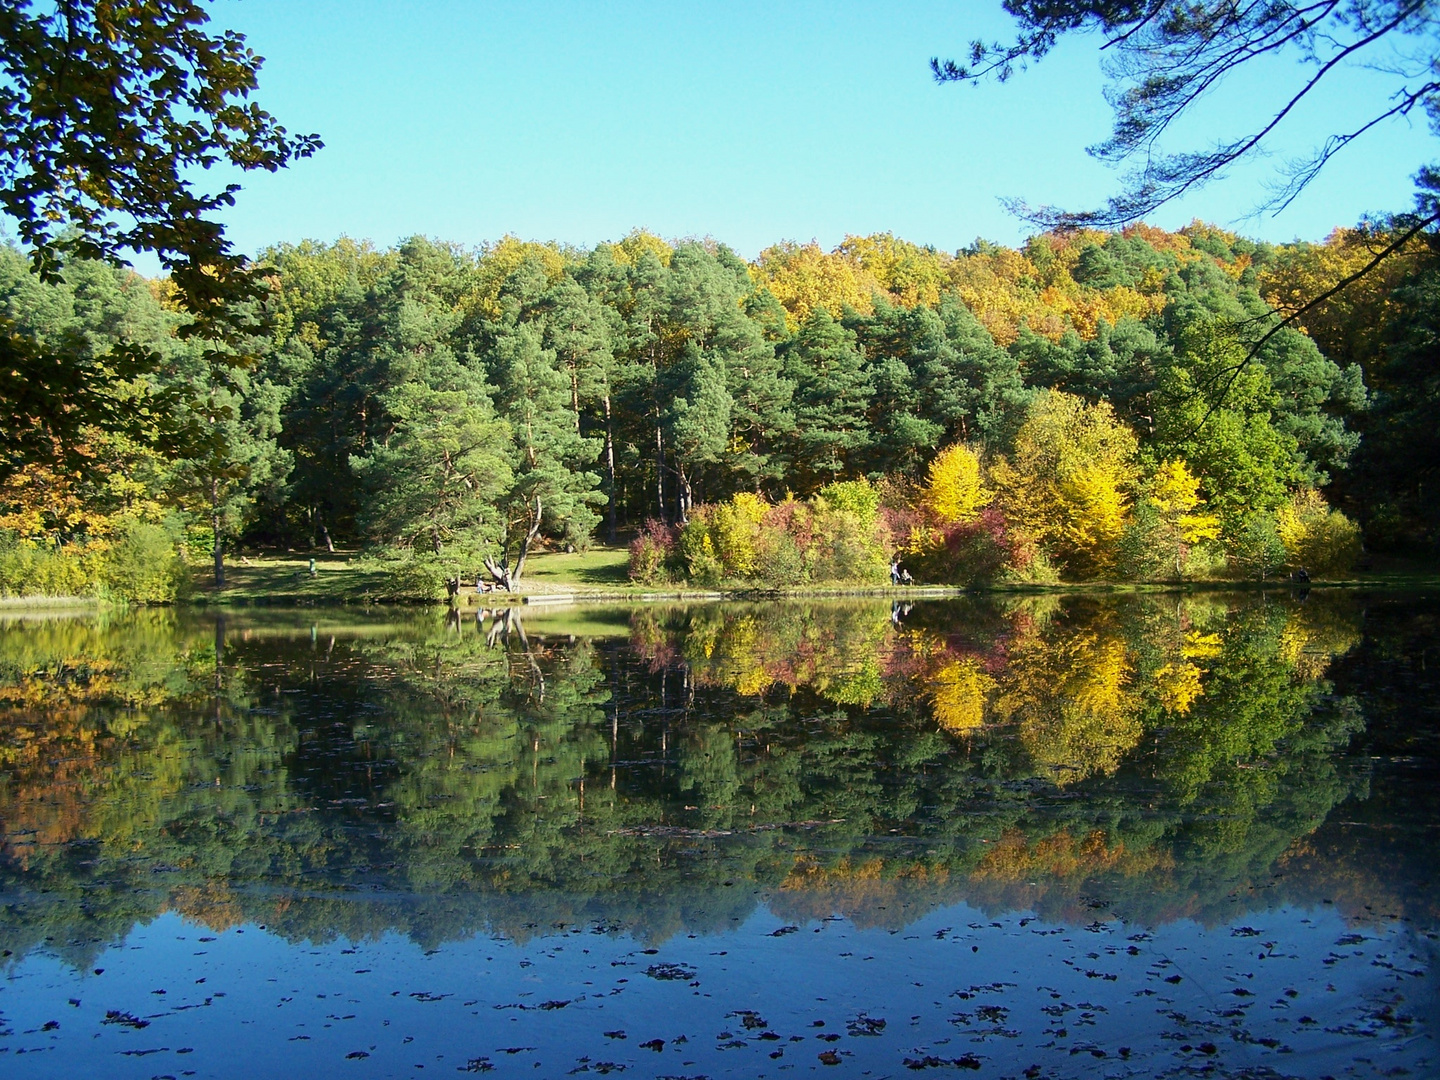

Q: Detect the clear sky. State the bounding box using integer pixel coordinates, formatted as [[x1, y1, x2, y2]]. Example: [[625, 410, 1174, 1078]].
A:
[[204, 0, 1435, 260]]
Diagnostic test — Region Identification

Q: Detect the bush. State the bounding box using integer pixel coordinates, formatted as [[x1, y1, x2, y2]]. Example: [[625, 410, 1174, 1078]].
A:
[[628, 519, 678, 585], [1116, 499, 1167, 580], [933, 507, 1017, 586], [816, 478, 882, 522], [670, 491, 892, 587], [710, 493, 767, 577], [810, 504, 888, 583], [753, 525, 806, 586], [678, 508, 726, 586], [0, 529, 97, 597], [100, 520, 193, 603], [358, 551, 449, 600], [1232, 512, 1287, 581], [1000, 548, 1061, 585], [1277, 489, 1362, 576]]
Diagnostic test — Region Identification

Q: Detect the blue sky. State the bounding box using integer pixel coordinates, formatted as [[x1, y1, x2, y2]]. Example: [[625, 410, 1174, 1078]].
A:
[[205, 0, 1436, 260]]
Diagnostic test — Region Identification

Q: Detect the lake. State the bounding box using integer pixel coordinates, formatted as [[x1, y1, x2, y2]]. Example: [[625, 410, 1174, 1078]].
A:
[[0, 592, 1435, 1078]]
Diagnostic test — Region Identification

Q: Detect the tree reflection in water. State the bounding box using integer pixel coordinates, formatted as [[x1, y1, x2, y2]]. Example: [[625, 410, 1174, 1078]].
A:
[[0, 593, 1419, 966]]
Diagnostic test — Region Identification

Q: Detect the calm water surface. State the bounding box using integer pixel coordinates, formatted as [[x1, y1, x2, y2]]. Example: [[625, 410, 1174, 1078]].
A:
[[0, 593, 1436, 1078]]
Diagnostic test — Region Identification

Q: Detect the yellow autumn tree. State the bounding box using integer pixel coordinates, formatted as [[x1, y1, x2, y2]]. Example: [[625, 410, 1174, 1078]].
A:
[[610, 228, 675, 267], [468, 235, 571, 318], [1275, 488, 1362, 576], [921, 443, 992, 525], [1148, 459, 1221, 578], [751, 241, 878, 327], [992, 391, 1139, 577], [836, 233, 950, 308], [709, 492, 768, 578], [1259, 226, 1426, 368]]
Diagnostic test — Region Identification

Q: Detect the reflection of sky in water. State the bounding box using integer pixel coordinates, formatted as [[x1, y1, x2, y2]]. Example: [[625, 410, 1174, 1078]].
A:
[[3, 902, 1432, 1078]]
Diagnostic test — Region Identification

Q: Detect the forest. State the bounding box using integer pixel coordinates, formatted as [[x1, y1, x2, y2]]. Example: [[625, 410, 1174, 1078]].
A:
[[2, 220, 1436, 599]]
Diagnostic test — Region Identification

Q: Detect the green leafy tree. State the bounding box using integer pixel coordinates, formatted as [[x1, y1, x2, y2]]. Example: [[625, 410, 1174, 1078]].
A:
[[351, 381, 512, 572], [1155, 316, 1301, 539], [171, 363, 291, 586], [1233, 511, 1288, 581], [0, 0, 319, 479], [663, 344, 733, 519]]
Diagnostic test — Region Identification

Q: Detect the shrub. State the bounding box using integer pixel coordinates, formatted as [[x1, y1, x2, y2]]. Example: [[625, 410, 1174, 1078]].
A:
[[628, 519, 678, 585], [0, 529, 97, 597], [1277, 489, 1362, 576], [1001, 548, 1061, 585], [710, 493, 767, 577], [810, 505, 888, 584], [816, 478, 882, 523], [754, 526, 806, 586], [935, 507, 1017, 586], [1232, 512, 1287, 581], [359, 551, 449, 600], [100, 520, 192, 603], [670, 491, 892, 587]]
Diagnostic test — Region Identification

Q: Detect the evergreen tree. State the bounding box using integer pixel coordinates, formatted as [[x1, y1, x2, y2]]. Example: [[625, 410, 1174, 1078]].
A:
[[483, 322, 602, 588], [784, 309, 873, 490]]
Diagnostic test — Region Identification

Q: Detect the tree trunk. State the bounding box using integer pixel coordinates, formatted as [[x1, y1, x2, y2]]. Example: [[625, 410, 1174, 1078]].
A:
[[654, 420, 666, 522], [512, 495, 543, 583], [482, 555, 512, 592], [211, 479, 225, 588], [483, 496, 544, 592], [604, 393, 617, 544], [677, 464, 692, 523]]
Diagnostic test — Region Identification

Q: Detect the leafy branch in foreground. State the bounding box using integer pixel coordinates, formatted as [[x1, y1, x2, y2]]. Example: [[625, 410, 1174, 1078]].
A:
[[0, 0, 320, 479]]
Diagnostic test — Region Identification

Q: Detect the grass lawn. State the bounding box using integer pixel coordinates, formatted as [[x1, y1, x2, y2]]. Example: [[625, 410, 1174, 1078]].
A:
[[520, 545, 632, 588], [193, 551, 401, 604], [193, 545, 640, 605]]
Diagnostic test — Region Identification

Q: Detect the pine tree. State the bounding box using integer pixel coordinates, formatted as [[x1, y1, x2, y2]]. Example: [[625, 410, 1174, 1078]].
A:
[[783, 309, 873, 490]]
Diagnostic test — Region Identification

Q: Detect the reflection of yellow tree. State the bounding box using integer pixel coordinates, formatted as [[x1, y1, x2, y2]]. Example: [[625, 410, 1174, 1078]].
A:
[[1154, 660, 1204, 715], [930, 658, 994, 733], [992, 616, 1142, 784], [1277, 601, 1362, 682], [674, 605, 898, 709], [973, 827, 1171, 883]]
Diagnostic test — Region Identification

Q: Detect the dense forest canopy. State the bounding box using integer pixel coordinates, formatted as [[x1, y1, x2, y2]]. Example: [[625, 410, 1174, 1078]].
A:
[[2, 219, 1437, 595]]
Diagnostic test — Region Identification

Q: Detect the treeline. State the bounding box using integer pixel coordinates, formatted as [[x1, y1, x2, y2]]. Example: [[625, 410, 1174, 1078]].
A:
[[1, 221, 1435, 595]]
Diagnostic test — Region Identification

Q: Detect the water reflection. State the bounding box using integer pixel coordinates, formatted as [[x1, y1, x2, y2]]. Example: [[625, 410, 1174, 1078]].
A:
[[0, 594, 1435, 1075]]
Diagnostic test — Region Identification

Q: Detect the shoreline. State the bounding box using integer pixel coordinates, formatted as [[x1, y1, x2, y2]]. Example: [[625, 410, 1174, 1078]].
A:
[[3, 573, 1437, 614]]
